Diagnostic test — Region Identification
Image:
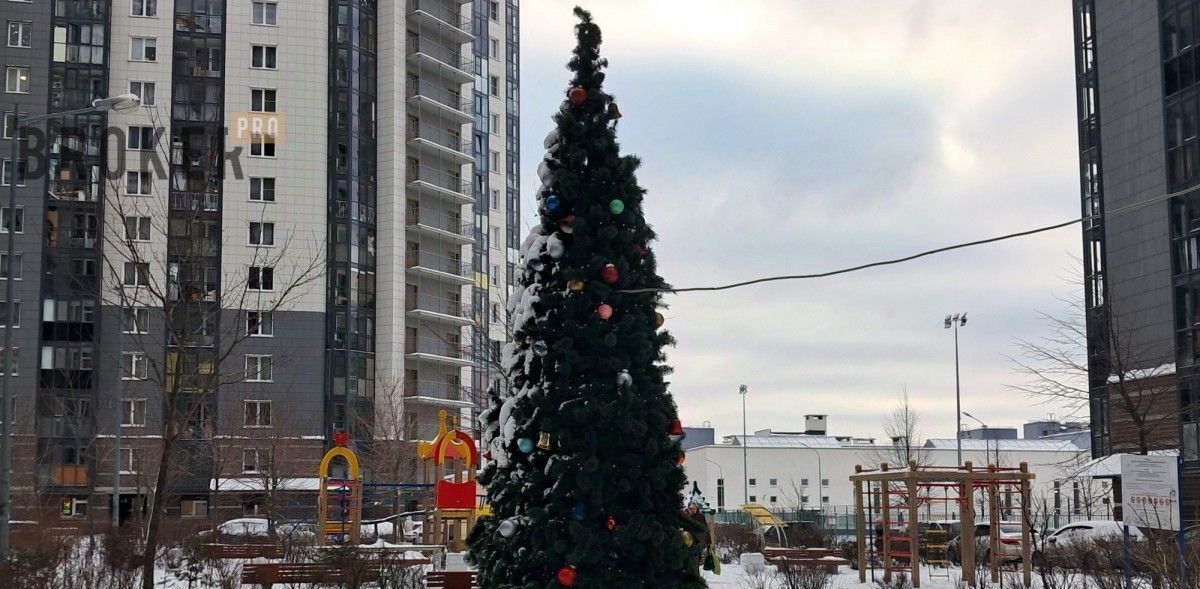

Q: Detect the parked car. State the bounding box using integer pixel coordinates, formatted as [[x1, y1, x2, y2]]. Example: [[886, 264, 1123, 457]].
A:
[[948, 522, 1030, 564], [198, 517, 316, 543], [1034, 520, 1142, 569]]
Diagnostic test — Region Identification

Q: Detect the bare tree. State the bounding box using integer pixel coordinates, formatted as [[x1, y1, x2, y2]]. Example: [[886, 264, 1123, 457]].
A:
[[1010, 277, 1178, 455], [866, 389, 931, 469], [98, 107, 324, 589]]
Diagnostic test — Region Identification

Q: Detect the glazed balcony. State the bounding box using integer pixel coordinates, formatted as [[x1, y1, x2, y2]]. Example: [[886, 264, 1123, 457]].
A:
[[407, 0, 473, 43], [405, 250, 473, 285], [406, 79, 473, 123], [406, 36, 473, 83], [406, 292, 472, 326], [406, 206, 473, 244], [404, 378, 474, 407], [407, 122, 473, 164], [406, 164, 473, 204], [405, 335, 472, 367]]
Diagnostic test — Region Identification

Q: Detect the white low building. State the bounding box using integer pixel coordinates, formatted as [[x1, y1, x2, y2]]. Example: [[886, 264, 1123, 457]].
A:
[[684, 425, 1106, 520]]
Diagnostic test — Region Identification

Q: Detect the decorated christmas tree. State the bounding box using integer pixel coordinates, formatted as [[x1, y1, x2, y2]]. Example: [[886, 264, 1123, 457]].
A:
[[468, 7, 706, 589]]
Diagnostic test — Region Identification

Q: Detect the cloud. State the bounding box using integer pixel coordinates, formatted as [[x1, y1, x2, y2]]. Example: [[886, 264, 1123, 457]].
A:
[[518, 1, 1084, 440]]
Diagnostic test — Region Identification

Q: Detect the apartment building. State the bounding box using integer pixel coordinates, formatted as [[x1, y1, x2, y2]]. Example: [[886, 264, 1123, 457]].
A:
[[1071, 0, 1198, 526], [0, 0, 519, 523]]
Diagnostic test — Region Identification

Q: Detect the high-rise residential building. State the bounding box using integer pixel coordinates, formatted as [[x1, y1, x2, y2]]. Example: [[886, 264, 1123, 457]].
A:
[[1071, 0, 1197, 525], [0, 0, 518, 524]]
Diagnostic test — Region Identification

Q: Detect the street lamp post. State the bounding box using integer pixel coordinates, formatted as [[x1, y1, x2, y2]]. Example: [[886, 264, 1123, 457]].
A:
[[739, 384, 748, 506], [944, 312, 968, 467], [1, 94, 140, 556], [963, 411, 995, 466], [704, 458, 725, 510]]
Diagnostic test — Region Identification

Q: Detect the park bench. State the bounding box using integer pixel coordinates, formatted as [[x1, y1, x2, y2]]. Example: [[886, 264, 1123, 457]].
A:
[[202, 543, 283, 559], [764, 547, 851, 574], [240, 558, 430, 588], [427, 571, 480, 589]]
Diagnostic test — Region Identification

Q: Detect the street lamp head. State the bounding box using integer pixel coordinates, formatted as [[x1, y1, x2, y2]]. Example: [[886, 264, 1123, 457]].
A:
[[738, 384, 748, 395], [944, 315, 952, 329], [959, 312, 968, 326], [92, 93, 141, 112]]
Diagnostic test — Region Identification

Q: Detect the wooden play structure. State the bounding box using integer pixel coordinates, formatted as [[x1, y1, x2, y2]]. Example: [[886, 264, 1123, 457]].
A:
[[418, 410, 481, 552], [850, 461, 1036, 588], [316, 432, 363, 545]]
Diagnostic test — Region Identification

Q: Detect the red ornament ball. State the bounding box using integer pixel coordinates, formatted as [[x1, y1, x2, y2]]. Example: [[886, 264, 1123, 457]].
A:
[[597, 304, 613, 320], [668, 418, 684, 437], [601, 264, 619, 284], [557, 565, 577, 586], [568, 86, 587, 105], [606, 516, 617, 531], [675, 453, 686, 465]]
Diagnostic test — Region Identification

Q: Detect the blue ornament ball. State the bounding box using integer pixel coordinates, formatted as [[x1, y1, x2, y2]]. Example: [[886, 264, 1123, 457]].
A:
[[517, 438, 535, 453], [546, 195, 560, 211], [571, 501, 586, 521]]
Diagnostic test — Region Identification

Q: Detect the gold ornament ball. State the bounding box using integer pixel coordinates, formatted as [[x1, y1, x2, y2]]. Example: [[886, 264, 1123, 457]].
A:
[[568, 280, 585, 292], [681, 530, 694, 547], [655, 312, 665, 328]]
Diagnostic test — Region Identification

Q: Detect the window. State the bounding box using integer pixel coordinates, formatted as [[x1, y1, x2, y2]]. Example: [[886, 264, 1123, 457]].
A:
[[822, 496, 830, 504], [0, 253, 21, 279], [490, 75, 500, 97], [801, 495, 810, 504], [749, 495, 757, 503], [131, 0, 157, 17], [249, 133, 275, 157], [748, 478, 757, 486], [121, 307, 149, 334], [252, 1, 278, 25], [3, 112, 18, 139], [250, 88, 276, 112], [129, 81, 155, 106], [180, 498, 207, 518], [244, 400, 272, 426], [62, 498, 88, 518], [1, 159, 25, 186], [243, 449, 268, 473], [769, 496, 778, 503], [0, 347, 17, 375], [490, 150, 500, 171], [245, 355, 273, 382], [122, 352, 147, 380], [1, 207, 22, 233], [248, 266, 273, 291], [126, 171, 152, 195], [126, 126, 155, 150], [249, 222, 274, 246], [800, 478, 809, 486], [130, 37, 157, 61], [123, 262, 149, 286], [1183, 383, 1200, 462], [490, 38, 499, 57], [0, 301, 19, 328], [5, 67, 29, 93], [251, 45, 277, 69], [123, 216, 151, 241], [491, 113, 499, 132], [489, 0, 499, 21], [491, 188, 500, 209], [120, 448, 138, 473], [769, 478, 778, 487], [7, 22, 31, 48], [246, 311, 273, 336], [250, 177, 276, 202], [821, 478, 829, 487]]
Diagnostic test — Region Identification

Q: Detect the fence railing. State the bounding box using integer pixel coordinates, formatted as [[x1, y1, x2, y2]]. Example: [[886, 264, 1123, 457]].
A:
[[407, 0, 471, 34]]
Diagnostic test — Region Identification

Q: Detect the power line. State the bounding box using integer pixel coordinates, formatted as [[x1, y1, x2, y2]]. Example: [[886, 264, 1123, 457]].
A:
[[620, 184, 1193, 295]]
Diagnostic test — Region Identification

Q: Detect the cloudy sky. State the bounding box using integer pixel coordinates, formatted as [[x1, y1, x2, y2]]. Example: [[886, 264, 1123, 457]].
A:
[[517, 1, 1082, 441]]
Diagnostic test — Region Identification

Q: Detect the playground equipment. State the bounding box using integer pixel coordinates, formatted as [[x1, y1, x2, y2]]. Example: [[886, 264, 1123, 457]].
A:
[[316, 432, 363, 545], [418, 410, 481, 551], [850, 460, 1035, 588]]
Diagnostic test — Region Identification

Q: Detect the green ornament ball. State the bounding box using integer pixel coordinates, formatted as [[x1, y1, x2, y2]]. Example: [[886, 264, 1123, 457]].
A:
[[609, 199, 625, 214]]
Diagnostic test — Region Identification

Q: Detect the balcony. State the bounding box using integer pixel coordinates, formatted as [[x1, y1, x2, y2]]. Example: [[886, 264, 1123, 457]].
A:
[[406, 37, 473, 83], [405, 378, 473, 407], [406, 164, 473, 204], [406, 207, 473, 244], [407, 0, 473, 43], [406, 250, 473, 285], [170, 191, 220, 213], [405, 336, 472, 367], [406, 292, 472, 326], [406, 79, 473, 123], [407, 122, 473, 164]]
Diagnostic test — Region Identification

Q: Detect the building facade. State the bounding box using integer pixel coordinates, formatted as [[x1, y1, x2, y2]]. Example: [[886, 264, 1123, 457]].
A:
[[1, 0, 518, 524], [684, 430, 1104, 523], [1072, 0, 1199, 526]]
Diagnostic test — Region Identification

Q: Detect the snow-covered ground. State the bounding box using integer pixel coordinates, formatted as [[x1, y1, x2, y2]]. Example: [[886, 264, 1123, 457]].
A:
[[703, 563, 1043, 589]]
